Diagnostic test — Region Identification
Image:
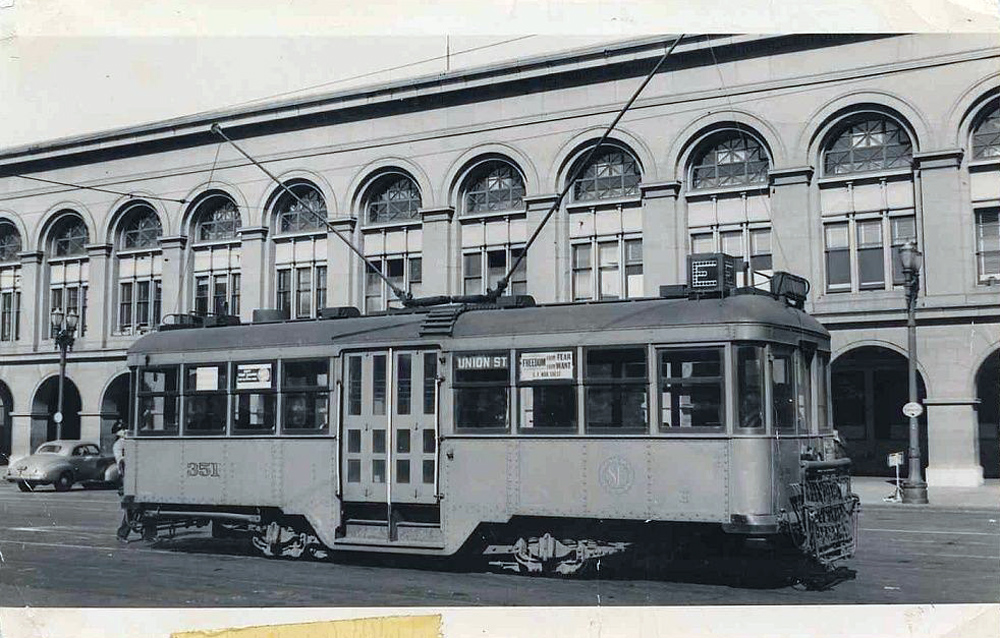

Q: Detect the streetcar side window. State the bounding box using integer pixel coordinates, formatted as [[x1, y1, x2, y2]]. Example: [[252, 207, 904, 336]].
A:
[[281, 359, 330, 432], [659, 347, 724, 431], [771, 348, 796, 432], [816, 353, 832, 432], [517, 350, 576, 432], [232, 361, 276, 434], [736, 345, 765, 430], [454, 351, 510, 431], [347, 355, 362, 416], [797, 349, 813, 434], [585, 348, 647, 432], [183, 364, 228, 435], [136, 366, 179, 435]]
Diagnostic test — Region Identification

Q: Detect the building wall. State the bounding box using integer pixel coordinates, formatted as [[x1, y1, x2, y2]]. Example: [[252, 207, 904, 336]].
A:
[[0, 34, 997, 484]]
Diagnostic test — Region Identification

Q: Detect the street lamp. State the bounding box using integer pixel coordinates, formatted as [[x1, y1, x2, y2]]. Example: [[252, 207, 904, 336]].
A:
[[50, 308, 79, 441], [899, 240, 928, 504]]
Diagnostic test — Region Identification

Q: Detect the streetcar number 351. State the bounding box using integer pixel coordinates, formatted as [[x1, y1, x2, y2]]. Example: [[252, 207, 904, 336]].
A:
[[186, 462, 221, 478]]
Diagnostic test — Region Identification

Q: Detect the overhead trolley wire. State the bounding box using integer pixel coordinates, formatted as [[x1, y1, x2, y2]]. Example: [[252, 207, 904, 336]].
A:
[[488, 34, 686, 301], [11, 174, 187, 204]]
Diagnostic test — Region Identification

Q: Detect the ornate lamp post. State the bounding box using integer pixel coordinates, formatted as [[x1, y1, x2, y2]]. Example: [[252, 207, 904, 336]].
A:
[[899, 240, 928, 504], [50, 308, 79, 440]]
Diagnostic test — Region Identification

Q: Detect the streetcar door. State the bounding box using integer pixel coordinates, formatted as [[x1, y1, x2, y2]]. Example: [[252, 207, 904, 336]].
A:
[[341, 350, 439, 506]]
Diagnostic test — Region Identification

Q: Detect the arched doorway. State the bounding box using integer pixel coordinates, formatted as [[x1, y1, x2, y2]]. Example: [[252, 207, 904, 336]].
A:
[[100, 373, 131, 454], [976, 350, 1000, 479], [832, 346, 927, 476], [31, 376, 82, 450], [0, 380, 12, 465]]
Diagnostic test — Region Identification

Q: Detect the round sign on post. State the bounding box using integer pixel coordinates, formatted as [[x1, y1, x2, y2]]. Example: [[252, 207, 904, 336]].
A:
[[53, 411, 63, 424], [902, 402, 924, 418]]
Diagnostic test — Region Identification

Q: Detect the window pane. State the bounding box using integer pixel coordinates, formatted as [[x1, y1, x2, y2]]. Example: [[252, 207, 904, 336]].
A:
[[233, 394, 276, 432], [720, 231, 743, 257], [519, 386, 577, 430], [348, 356, 362, 415], [691, 233, 715, 254], [660, 348, 724, 430], [423, 352, 437, 415], [397, 353, 412, 415], [691, 133, 769, 190], [284, 359, 328, 388], [772, 350, 795, 432], [372, 354, 386, 415], [455, 387, 508, 429], [282, 392, 328, 431], [737, 346, 765, 429], [184, 395, 227, 434]]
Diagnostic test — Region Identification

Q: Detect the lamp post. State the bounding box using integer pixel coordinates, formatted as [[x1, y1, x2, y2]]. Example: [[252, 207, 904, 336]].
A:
[[50, 308, 78, 441], [899, 240, 928, 504]]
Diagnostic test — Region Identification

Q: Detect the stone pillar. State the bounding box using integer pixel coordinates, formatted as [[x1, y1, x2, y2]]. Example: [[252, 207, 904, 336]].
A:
[[640, 181, 682, 289], [237, 226, 268, 321], [79, 411, 102, 445], [524, 194, 561, 303], [159, 236, 187, 316], [17, 251, 43, 349], [419, 206, 455, 298], [768, 167, 815, 284], [914, 150, 967, 297], [921, 321, 985, 487], [9, 413, 33, 460], [327, 217, 357, 308], [925, 399, 984, 487], [84, 243, 112, 347]]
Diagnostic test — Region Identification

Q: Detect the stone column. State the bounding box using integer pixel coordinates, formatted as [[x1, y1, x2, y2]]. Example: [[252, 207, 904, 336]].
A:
[[237, 226, 268, 321], [523, 194, 561, 303], [84, 243, 112, 347], [159, 236, 187, 316], [9, 412, 34, 460], [419, 206, 455, 297], [914, 150, 967, 297], [17, 251, 43, 349], [640, 181, 682, 289], [768, 167, 815, 284], [326, 217, 358, 308]]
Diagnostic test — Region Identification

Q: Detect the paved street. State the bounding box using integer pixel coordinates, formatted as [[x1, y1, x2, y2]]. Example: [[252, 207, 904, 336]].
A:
[[0, 483, 997, 607]]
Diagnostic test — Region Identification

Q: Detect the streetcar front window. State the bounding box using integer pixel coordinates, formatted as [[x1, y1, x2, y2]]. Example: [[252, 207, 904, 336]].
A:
[[771, 348, 796, 433], [184, 364, 228, 435], [585, 348, 647, 432], [659, 347, 724, 431], [454, 351, 510, 431], [137, 366, 179, 435], [817, 353, 832, 432], [281, 359, 330, 432], [736, 345, 765, 430]]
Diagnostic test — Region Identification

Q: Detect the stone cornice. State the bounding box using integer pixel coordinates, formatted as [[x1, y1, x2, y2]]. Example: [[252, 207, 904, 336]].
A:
[[419, 206, 455, 223], [524, 194, 561, 211], [17, 250, 43, 265], [769, 166, 814, 186], [327, 216, 357, 231], [85, 243, 112, 258], [640, 181, 682, 199], [159, 235, 188, 249], [913, 149, 964, 170], [237, 226, 269, 240]]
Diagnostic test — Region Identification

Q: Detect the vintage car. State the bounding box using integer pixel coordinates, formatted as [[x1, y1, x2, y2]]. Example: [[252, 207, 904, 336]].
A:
[[4, 440, 120, 492]]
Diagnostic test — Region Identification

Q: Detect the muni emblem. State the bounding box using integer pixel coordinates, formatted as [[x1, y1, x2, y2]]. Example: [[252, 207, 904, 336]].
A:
[[599, 456, 635, 495]]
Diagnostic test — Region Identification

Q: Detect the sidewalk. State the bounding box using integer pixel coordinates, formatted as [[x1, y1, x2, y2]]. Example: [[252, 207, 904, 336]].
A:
[[852, 476, 1000, 509]]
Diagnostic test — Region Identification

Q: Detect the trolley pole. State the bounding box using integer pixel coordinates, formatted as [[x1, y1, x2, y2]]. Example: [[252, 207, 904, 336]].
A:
[[899, 240, 928, 504]]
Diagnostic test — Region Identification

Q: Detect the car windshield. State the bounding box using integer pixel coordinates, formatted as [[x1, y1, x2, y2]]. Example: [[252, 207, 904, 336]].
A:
[[36, 444, 63, 454]]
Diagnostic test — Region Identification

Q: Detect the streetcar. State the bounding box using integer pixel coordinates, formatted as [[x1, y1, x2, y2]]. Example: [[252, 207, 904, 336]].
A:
[[119, 254, 858, 575]]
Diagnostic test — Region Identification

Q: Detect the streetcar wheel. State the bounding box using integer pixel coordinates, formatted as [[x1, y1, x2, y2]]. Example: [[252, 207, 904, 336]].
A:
[[53, 472, 73, 492], [16, 480, 32, 492]]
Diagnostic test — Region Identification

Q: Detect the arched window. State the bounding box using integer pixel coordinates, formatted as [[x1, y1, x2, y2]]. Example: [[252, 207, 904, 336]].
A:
[[690, 132, 769, 190], [686, 130, 773, 289], [459, 160, 528, 296], [366, 175, 421, 224], [47, 214, 90, 337], [115, 205, 163, 334], [272, 184, 329, 318], [189, 195, 242, 316], [819, 115, 917, 294], [823, 116, 913, 176], [195, 197, 241, 242], [462, 162, 525, 215], [571, 145, 641, 202], [275, 184, 327, 234], [972, 103, 1000, 160], [0, 222, 21, 342], [361, 173, 422, 312]]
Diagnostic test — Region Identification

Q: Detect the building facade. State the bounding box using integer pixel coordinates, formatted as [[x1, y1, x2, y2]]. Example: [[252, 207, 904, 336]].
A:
[[0, 34, 996, 484]]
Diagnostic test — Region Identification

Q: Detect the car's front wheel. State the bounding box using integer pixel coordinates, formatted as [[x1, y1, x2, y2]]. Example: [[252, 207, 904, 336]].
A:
[[16, 480, 33, 492], [53, 472, 73, 492]]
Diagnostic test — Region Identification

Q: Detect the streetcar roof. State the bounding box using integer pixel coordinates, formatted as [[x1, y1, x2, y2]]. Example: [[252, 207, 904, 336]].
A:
[[127, 294, 828, 360]]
